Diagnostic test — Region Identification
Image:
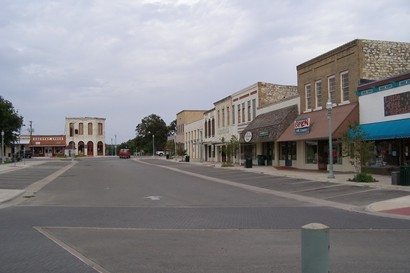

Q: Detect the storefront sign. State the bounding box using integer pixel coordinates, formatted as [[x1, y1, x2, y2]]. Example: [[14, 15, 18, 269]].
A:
[[294, 118, 311, 135], [384, 91, 410, 116], [259, 131, 269, 137], [244, 131, 253, 142]]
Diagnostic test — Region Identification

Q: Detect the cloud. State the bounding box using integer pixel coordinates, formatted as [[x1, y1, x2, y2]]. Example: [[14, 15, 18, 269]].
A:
[[1, 0, 410, 143]]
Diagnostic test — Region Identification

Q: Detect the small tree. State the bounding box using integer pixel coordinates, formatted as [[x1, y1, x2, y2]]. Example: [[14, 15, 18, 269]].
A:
[[220, 135, 239, 166], [226, 135, 239, 164], [340, 124, 374, 173]]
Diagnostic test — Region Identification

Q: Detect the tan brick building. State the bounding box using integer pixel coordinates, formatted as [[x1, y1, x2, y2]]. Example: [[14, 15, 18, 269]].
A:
[[279, 39, 410, 171], [298, 39, 410, 112]]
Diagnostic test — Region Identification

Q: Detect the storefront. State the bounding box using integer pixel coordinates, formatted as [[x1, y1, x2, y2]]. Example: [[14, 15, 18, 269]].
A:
[[357, 72, 410, 173], [30, 135, 66, 157], [239, 105, 298, 166], [277, 103, 359, 171]]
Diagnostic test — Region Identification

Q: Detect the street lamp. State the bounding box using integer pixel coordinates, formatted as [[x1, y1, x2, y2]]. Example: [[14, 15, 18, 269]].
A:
[[326, 100, 335, 179], [152, 134, 155, 157], [1, 130, 4, 164]]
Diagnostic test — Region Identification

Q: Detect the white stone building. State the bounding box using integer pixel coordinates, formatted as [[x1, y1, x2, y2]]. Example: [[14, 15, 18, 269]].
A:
[[65, 117, 106, 156]]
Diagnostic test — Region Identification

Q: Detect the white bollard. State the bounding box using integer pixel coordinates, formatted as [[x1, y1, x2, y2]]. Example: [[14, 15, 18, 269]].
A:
[[301, 223, 330, 273]]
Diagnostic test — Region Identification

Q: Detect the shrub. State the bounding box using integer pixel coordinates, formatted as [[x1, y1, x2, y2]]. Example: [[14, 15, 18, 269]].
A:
[[349, 172, 378, 183], [221, 162, 234, 167]]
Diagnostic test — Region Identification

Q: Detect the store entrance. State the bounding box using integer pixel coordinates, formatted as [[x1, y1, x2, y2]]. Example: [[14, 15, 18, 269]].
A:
[[318, 140, 328, 170]]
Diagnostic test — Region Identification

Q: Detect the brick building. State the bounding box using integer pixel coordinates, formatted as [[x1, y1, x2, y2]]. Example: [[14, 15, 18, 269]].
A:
[[278, 39, 410, 171]]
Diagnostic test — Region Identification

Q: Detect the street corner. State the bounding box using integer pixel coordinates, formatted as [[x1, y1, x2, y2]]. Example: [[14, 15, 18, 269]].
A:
[[0, 189, 25, 205], [366, 195, 410, 217]]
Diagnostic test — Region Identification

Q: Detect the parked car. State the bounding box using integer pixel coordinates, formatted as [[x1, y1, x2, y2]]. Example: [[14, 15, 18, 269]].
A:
[[18, 150, 32, 159], [156, 151, 165, 156], [118, 149, 131, 159]]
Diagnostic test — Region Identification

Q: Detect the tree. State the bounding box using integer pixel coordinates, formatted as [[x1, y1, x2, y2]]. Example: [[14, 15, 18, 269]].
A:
[[0, 96, 24, 145], [135, 114, 168, 155], [221, 135, 240, 166], [167, 119, 176, 136], [340, 123, 374, 173]]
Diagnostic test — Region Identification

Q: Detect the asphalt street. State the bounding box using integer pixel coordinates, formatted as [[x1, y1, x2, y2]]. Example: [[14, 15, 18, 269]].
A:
[[0, 157, 410, 273]]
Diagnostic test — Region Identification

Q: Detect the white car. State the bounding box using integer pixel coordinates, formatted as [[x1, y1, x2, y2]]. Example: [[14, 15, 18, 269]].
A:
[[156, 151, 165, 156]]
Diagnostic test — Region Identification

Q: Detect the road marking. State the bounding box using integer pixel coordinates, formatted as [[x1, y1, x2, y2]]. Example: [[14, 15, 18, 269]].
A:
[[145, 195, 161, 200]]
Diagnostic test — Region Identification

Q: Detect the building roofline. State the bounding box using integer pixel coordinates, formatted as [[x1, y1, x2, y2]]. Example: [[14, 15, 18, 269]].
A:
[[357, 71, 410, 91], [176, 110, 207, 115]]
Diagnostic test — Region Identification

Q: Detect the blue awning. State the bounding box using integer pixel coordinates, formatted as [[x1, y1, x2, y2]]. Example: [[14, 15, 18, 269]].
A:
[[359, 119, 410, 140]]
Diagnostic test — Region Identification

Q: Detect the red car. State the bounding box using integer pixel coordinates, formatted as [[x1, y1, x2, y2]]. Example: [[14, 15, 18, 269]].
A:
[[118, 149, 131, 159]]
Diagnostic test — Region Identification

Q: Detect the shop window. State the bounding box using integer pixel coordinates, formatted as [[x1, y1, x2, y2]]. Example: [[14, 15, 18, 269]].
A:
[[305, 141, 318, 164], [280, 142, 297, 160]]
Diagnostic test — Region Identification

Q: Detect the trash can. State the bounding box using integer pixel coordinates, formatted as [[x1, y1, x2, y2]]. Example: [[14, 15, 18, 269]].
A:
[[391, 171, 400, 185], [166, 154, 170, 159], [185, 155, 190, 162], [400, 166, 410, 186], [245, 158, 252, 168], [257, 155, 265, 166]]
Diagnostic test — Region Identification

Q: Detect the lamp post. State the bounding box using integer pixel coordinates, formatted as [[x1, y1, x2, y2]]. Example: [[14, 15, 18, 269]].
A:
[[1, 130, 4, 164], [326, 100, 335, 179], [152, 134, 155, 157]]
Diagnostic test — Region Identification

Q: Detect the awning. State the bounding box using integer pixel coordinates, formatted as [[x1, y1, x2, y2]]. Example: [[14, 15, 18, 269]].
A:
[[358, 119, 410, 140], [239, 105, 299, 143], [277, 102, 359, 142]]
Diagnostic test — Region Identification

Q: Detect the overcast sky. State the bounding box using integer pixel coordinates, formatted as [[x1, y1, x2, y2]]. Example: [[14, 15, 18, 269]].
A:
[[2, 0, 410, 143]]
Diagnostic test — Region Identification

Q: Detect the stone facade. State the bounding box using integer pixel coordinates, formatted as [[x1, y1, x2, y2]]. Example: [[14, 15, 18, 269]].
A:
[[65, 117, 106, 156], [361, 40, 410, 80], [258, 82, 298, 108]]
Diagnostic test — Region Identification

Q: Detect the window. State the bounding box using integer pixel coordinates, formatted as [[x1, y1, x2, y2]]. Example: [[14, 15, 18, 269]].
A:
[[226, 107, 230, 126], [252, 99, 256, 120], [341, 71, 349, 102], [247, 101, 251, 121], [98, 123, 103, 135], [305, 141, 318, 164], [328, 76, 336, 103], [88, 122, 93, 135], [222, 108, 225, 127], [212, 119, 215, 137], [204, 121, 207, 138], [238, 105, 241, 123], [232, 105, 235, 124], [69, 123, 74, 137], [217, 110, 220, 128], [315, 81, 322, 108], [242, 103, 245, 123], [305, 84, 312, 110]]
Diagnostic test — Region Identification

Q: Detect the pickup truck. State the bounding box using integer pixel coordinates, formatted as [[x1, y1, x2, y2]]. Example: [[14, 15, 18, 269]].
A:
[[118, 149, 131, 159], [156, 151, 165, 156]]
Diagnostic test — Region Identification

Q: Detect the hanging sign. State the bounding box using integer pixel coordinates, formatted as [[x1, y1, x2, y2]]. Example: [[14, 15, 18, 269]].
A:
[[244, 131, 253, 142], [294, 118, 311, 135]]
